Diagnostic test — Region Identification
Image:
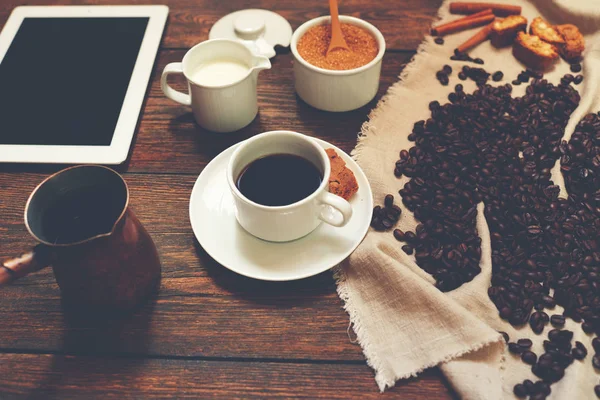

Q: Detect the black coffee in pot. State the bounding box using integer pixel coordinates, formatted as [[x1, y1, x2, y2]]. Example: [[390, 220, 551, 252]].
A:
[[40, 186, 124, 244]]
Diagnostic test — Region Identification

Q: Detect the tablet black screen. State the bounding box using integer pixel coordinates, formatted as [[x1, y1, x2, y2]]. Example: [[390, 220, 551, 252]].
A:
[[0, 17, 149, 146]]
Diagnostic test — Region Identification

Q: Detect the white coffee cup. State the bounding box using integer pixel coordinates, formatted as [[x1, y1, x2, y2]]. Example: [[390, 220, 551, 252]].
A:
[[227, 131, 353, 242], [161, 39, 271, 133]]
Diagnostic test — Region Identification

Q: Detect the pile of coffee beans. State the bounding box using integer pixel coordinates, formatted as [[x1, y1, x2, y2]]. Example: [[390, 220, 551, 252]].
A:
[[456, 65, 490, 85], [371, 194, 402, 231], [511, 69, 544, 86], [436, 65, 452, 86], [377, 59, 600, 395], [512, 328, 584, 398], [450, 49, 484, 64]]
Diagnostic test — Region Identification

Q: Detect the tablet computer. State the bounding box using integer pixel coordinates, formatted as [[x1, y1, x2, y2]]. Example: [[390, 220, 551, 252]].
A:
[[0, 5, 168, 164]]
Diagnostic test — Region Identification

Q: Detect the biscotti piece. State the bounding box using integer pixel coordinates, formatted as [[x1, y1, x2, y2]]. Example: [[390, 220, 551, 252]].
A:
[[529, 16, 564, 46], [513, 32, 559, 70], [556, 24, 585, 60], [326, 148, 358, 200], [490, 15, 527, 47]]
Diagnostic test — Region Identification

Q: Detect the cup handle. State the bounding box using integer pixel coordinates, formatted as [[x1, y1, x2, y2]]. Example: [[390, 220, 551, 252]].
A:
[[318, 192, 353, 228], [161, 62, 191, 106], [0, 244, 52, 286]]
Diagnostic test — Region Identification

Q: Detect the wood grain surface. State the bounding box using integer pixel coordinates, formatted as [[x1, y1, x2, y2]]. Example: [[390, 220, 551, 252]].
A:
[[0, 0, 454, 398], [0, 354, 455, 400], [0, 0, 442, 51]]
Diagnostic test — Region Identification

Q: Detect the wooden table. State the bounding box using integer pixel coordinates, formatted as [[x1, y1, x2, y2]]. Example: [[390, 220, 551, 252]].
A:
[[0, 0, 457, 398]]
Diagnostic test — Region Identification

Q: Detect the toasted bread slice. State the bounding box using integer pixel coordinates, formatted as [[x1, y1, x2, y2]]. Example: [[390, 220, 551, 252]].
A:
[[490, 15, 528, 47], [556, 24, 585, 60], [530, 17, 564, 45], [326, 148, 358, 200], [513, 32, 559, 70]]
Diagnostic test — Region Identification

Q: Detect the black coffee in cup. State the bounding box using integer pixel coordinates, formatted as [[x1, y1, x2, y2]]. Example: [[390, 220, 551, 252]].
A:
[[236, 154, 322, 206]]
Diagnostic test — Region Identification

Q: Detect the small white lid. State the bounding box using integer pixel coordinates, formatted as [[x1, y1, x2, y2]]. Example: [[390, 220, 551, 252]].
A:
[[209, 9, 292, 58]]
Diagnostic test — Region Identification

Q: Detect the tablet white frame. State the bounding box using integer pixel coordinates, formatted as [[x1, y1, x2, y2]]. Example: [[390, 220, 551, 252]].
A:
[[0, 5, 168, 164]]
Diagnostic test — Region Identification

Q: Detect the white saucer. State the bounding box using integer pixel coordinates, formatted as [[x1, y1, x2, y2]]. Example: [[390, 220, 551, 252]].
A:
[[189, 138, 373, 281]]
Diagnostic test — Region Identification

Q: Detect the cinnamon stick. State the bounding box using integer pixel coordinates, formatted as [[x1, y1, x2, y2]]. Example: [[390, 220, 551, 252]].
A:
[[432, 14, 495, 36], [456, 20, 497, 53], [449, 2, 522, 17], [431, 9, 493, 35]]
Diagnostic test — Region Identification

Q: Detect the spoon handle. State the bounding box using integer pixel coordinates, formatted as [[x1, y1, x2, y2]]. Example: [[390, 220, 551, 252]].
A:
[[329, 0, 343, 40]]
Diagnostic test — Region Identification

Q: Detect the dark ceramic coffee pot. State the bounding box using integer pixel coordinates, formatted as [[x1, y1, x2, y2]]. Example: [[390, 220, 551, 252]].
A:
[[0, 165, 161, 311]]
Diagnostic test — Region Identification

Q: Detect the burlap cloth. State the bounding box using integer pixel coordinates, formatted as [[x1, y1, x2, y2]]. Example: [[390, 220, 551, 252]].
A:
[[335, 0, 600, 398]]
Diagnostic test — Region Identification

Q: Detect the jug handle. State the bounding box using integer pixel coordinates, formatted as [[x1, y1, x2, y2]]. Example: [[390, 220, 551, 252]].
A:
[[0, 244, 52, 286], [161, 63, 192, 106]]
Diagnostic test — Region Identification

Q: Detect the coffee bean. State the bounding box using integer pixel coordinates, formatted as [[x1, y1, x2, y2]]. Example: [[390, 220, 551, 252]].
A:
[[570, 63, 581, 73], [512, 79, 521, 85], [499, 331, 509, 343], [523, 379, 534, 394], [532, 321, 545, 334], [455, 83, 463, 92], [583, 322, 595, 334], [593, 355, 600, 369], [518, 72, 529, 83], [492, 71, 503, 81], [548, 364, 565, 382], [458, 72, 467, 80], [434, 37, 444, 45], [474, 58, 484, 64], [393, 229, 405, 241], [538, 353, 553, 369], [535, 381, 551, 396], [509, 342, 523, 354], [542, 295, 556, 308], [384, 194, 394, 208], [402, 245, 413, 255], [518, 338, 533, 349], [594, 338, 600, 353], [549, 329, 573, 343], [442, 65, 452, 75], [595, 384, 600, 398], [499, 306, 513, 319], [522, 350, 537, 364], [574, 74, 584, 85], [572, 341, 587, 360], [551, 314, 565, 327], [514, 383, 527, 397]]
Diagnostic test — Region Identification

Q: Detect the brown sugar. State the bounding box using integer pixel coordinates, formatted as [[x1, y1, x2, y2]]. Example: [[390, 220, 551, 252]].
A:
[[297, 23, 378, 70]]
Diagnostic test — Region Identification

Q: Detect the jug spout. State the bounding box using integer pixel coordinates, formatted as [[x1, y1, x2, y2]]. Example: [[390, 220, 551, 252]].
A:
[[251, 55, 271, 73]]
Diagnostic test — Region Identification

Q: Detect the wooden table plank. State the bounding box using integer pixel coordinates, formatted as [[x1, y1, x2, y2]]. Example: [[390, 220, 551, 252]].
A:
[[0, 354, 455, 399], [0, 0, 442, 51]]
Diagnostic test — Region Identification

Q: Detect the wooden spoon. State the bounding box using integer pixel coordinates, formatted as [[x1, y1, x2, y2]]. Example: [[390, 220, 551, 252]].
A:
[[326, 0, 349, 56]]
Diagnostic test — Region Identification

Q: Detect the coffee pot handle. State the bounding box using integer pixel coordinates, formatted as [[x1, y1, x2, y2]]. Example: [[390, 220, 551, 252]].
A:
[[161, 63, 192, 106], [0, 245, 52, 286]]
